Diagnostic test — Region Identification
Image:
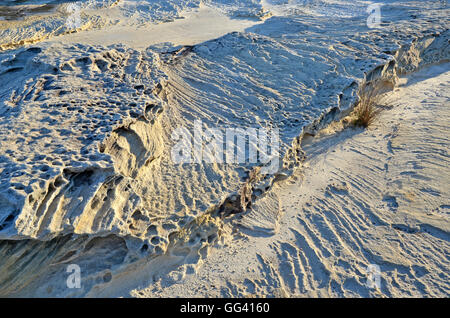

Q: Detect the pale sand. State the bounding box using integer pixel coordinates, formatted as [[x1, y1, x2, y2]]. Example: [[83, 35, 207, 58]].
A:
[[0, 1, 448, 297], [46, 5, 263, 49], [133, 63, 450, 297]]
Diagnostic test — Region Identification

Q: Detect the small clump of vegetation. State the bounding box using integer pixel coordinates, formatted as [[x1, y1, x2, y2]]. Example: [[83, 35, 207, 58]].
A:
[[353, 100, 381, 128], [352, 81, 384, 128]]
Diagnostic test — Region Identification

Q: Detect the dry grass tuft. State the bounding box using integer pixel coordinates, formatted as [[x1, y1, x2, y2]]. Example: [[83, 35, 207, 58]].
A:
[[352, 81, 384, 128], [354, 101, 381, 128]]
